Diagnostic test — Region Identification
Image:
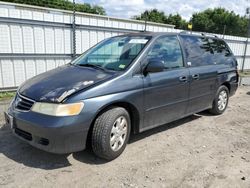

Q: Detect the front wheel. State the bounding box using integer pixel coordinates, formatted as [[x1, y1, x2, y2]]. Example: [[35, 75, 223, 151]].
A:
[[91, 107, 131, 160], [209, 85, 229, 115]]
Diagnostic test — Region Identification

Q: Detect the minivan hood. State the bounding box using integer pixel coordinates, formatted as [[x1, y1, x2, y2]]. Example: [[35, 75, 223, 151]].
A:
[[18, 64, 115, 102]]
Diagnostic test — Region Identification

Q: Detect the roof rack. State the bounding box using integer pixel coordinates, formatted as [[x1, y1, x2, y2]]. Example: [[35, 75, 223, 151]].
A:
[[179, 31, 219, 38], [201, 32, 218, 38], [179, 31, 188, 34]]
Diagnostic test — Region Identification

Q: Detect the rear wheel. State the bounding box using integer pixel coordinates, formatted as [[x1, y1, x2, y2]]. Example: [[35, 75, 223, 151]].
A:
[[209, 85, 229, 115], [91, 107, 130, 160]]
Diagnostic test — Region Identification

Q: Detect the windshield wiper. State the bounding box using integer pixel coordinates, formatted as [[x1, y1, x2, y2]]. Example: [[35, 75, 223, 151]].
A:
[[77, 63, 106, 71]]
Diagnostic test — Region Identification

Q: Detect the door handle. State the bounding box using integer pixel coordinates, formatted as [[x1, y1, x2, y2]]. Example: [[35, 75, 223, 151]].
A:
[[179, 76, 188, 82], [192, 74, 199, 80]]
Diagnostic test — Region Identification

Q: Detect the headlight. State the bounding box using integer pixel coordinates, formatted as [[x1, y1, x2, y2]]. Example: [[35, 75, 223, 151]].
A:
[[31, 102, 84, 116]]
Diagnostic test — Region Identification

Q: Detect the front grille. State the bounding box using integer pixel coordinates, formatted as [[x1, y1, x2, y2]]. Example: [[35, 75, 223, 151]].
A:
[[15, 128, 32, 141], [15, 94, 35, 111]]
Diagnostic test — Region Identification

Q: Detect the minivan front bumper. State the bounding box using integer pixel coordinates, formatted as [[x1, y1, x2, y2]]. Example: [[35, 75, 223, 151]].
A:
[[6, 105, 91, 154]]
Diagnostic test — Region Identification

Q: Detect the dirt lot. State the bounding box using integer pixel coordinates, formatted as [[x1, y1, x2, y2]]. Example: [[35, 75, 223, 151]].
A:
[[0, 87, 250, 188]]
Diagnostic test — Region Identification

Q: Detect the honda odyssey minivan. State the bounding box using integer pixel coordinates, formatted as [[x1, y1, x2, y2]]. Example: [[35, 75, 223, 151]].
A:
[[5, 32, 238, 160]]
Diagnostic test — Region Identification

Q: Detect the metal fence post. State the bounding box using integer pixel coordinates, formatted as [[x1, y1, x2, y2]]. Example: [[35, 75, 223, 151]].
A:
[[242, 8, 250, 72], [242, 39, 248, 72], [72, 0, 76, 59], [222, 25, 226, 38]]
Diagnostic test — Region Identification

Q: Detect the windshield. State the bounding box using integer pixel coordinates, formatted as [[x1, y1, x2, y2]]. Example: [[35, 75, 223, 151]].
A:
[[72, 36, 151, 71]]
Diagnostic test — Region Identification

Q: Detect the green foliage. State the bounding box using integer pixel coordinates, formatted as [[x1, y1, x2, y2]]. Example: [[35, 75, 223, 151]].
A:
[[133, 9, 187, 29], [239, 71, 250, 77], [133, 9, 166, 23], [1, 0, 106, 15], [191, 8, 248, 37], [165, 14, 187, 29], [0, 91, 15, 101], [133, 8, 248, 37]]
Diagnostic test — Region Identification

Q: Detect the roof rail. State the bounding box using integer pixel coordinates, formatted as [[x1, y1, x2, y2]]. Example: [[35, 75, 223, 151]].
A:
[[201, 32, 218, 38], [179, 31, 220, 38], [179, 31, 188, 34]]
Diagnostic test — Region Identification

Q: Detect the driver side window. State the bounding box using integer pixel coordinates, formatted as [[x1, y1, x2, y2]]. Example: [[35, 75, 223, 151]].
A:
[[147, 36, 184, 69]]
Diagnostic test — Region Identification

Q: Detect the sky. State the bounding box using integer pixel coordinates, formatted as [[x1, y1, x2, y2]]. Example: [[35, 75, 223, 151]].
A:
[[78, 0, 248, 20]]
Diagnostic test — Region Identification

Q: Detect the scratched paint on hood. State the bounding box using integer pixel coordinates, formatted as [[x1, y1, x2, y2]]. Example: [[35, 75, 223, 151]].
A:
[[18, 64, 115, 102]]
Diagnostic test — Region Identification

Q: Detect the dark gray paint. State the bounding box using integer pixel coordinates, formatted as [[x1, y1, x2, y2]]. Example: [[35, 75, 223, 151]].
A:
[[7, 32, 239, 154]]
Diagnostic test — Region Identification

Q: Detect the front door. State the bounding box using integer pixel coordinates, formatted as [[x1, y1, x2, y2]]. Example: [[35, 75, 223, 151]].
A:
[[142, 35, 189, 131]]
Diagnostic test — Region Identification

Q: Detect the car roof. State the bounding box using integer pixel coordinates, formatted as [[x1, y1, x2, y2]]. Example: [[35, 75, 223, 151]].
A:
[[119, 31, 178, 37], [118, 31, 223, 41]]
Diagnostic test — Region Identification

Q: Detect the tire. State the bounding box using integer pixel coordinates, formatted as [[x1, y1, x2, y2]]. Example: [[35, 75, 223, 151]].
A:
[[91, 107, 131, 160], [209, 85, 229, 115]]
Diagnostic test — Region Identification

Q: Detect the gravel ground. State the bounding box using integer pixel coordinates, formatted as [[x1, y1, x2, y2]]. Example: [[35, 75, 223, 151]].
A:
[[241, 77, 250, 86], [0, 87, 250, 188]]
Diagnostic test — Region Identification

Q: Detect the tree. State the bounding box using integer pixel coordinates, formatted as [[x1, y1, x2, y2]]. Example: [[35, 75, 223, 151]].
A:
[[133, 9, 187, 29], [133, 9, 166, 24], [191, 8, 248, 37], [165, 14, 187, 29], [1, 0, 106, 15], [134, 8, 248, 37]]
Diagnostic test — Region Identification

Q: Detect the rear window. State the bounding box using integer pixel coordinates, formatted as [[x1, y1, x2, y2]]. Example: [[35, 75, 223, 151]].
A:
[[180, 35, 233, 66], [209, 38, 232, 65]]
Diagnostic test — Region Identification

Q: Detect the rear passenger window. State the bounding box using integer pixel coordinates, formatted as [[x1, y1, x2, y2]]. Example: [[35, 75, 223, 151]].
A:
[[180, 35, 214, 67], [209, 39, 232, 65], [147, 36, 184, 69]]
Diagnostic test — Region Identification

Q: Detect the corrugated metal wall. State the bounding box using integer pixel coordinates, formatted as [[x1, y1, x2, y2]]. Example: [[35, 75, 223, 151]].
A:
[[0, 2, 249, 90]]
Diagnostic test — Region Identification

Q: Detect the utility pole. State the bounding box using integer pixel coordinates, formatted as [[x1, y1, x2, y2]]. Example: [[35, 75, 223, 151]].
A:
[[144, 11, 148, 32], [222, 25, 226, 38], [72, 0, 76, 58]]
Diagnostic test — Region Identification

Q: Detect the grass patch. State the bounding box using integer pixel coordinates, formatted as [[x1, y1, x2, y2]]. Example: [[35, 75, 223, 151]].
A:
[[239, 71, 250, 77], [0, 92, 16, 101]]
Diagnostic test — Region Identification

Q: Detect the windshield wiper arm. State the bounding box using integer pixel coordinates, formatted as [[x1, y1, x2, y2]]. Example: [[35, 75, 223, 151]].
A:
[[77, 63, 106, 71]]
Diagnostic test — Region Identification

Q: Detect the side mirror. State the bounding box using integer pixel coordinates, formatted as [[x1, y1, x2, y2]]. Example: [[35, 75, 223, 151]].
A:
[[144, 60, 165, 74]]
